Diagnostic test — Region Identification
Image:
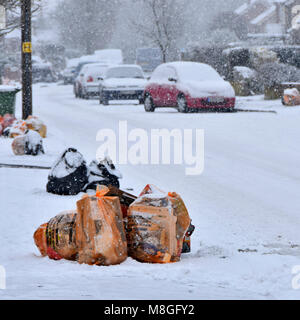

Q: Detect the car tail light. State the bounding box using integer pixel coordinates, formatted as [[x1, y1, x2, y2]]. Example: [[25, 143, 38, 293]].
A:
[[87, 76, 94, 82]]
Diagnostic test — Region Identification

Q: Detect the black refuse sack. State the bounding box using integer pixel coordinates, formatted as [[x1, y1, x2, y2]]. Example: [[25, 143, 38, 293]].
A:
[[47, 148, 89, 195], [84, 157, 122, 192], [24, 130, 44, 156]]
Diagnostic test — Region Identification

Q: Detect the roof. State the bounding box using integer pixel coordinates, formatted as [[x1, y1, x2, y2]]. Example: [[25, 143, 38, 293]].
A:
[[235, 0, 290, 16], [251, 5, 276, 25]]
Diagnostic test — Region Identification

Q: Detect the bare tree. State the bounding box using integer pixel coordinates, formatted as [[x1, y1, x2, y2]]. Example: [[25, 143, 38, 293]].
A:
[[53, 0, 119, 55], [209, 11, 248, 41], [132, 0, 186, 62], [0, 0, 41, 37]]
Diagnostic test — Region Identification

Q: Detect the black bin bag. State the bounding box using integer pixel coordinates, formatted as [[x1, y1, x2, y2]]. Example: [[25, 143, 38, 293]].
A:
[[47, 148, 88, 196], [84, 157, 122, 192]]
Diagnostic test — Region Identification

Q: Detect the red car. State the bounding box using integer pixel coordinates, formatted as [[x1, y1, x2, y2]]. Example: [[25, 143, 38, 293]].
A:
[[143, 62, 235, 113]]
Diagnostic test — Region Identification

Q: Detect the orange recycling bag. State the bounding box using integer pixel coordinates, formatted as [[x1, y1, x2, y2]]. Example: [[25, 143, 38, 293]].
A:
[[26, 116, 47, 138], [75, 187, 128, 266], [34, 211, 77, 261], [12, 135, 27, 155], [127, 185, 191, 264], [104, 186, 137, 218], [282, 88, 300, 107]]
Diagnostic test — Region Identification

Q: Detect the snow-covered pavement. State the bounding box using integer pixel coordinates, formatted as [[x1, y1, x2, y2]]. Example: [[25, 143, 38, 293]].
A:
[[1, 83, 300, 299]]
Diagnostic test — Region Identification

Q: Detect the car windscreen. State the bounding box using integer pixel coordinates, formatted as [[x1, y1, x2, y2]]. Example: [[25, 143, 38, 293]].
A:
[[176, 64, 223, 82], [106, 67, 144, 79]]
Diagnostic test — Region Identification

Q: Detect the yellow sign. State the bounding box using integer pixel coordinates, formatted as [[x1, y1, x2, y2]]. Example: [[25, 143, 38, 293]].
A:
[[22, 42, 32, 53]]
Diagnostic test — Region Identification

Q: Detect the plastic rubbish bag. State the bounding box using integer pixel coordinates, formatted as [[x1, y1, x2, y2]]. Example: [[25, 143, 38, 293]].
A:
[[84, 157, 122, 191], [46, 148, 88, 195], [34, 187, 128, 265], [5, 119, 27, 138], [0, 114, 16, 136], [104, 186, 137, 218], [76, 186, 127, 266], [24, 130, 45, 155], [11, 135, 27, 155], [104, 185, 194, 252], [282, 88, 300, 106], [127, 185, 191, 264], [34, 211, 78, 261], [26, 116, 47, 138], [12, 130, 44, 156]]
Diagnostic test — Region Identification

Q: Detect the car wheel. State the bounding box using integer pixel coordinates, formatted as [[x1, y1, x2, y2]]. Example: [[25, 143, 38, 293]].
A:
[[74, 86, 78, 98], [144, 95, 155, 112], [99, 91, 109, 105], [177, 94, 188, 113]]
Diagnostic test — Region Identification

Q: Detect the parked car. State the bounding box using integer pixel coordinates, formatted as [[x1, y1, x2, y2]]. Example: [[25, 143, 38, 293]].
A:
[[62, 67, 76, 85], [99, 65, 147, 105], [74, 63, 110, 99], [143, 62, 236, 113], [73, 62, 103, 98], [32, 64, 56, 83], [136, 47, 163, 73]]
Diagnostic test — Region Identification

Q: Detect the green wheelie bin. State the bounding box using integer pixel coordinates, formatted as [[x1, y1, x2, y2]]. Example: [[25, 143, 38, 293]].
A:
[[0, 86, 20, 116]]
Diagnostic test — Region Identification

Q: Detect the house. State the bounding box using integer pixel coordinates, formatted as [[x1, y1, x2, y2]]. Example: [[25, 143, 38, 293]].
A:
[[235, 0, 300, 42]]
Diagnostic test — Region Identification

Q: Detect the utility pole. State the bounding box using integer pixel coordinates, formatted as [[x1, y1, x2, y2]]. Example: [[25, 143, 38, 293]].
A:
[[21, 0, 32, 120]]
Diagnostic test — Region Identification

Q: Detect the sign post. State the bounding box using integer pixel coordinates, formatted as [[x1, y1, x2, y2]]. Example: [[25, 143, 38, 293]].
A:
[[21, 0, 32, 120]]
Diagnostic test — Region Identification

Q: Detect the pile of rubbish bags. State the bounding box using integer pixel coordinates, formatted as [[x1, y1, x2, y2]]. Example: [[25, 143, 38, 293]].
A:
[[282, 88, 300, 107], [35, 148, 195, 266], [0, 114, 47, 157], [34, 184, 194, 266], [0, 115, 47, 138], [46, 148, 122, 195]]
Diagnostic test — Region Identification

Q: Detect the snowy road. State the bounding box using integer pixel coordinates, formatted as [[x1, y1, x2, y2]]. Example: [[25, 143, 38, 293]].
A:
[[1, 83, 300, 299]]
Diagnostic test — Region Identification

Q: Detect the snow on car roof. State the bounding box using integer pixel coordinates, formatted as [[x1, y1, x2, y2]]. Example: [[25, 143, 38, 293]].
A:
[[164, 62, 223, 82], [107, 64, 142, 70]]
